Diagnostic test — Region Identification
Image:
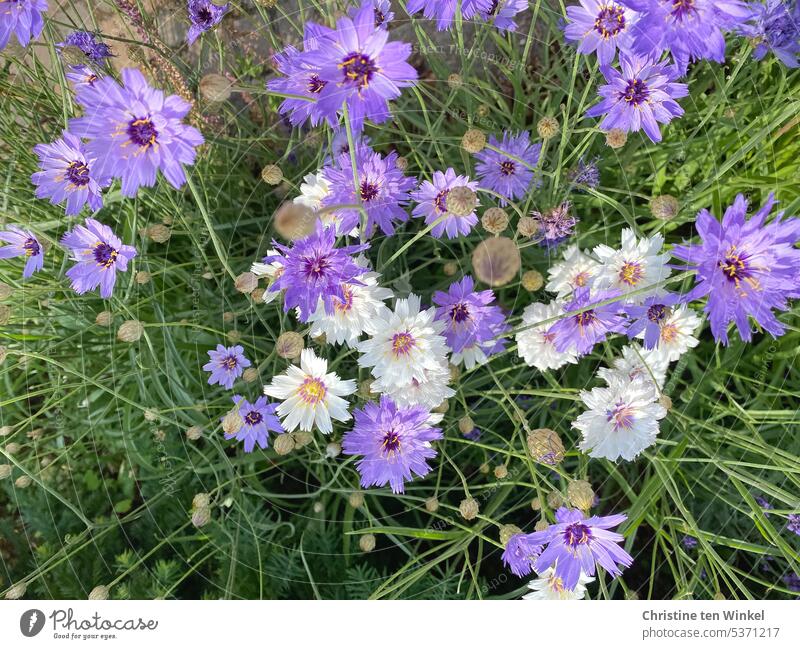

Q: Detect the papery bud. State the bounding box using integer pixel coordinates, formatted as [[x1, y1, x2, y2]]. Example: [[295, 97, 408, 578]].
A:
[[650, 195, 680, 221], [424, 496, 439, 513], [536, 116, 559, 139], [471, 236, 520, 287], [235, 271, 258, 294], [261, 164, 283, 185], [481, 207, 509, 235], [117, 320, 144, 343], [605, 128, 627, 149], [499, 524, 522, 546], [461, 128, 486, 153], [276, 331, 304, 360], [526, 428, 565, 466], [88, 585, 110, 600], [273, 433, 295, 455], [359, 534, 376, 552], [459, 497, 479, 520], [348, 491, 364, 509], [521, 269, 544, 292], [567, 480, 595, 511]]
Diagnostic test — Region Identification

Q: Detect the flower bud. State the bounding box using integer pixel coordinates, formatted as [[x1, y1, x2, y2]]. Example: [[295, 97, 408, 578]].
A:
[[242, 367, 259, 383], [650, 195, 680, 221], [659, 394, 672, 411], [0, 282, 12, 299], [359, 534, 376, 553], [395, 156, 408, 171], [185, 426, 203, 441], [4, 582, 26, 600], [117, 320, 144, 343], [447, 186, 478, 217], [235, 271, 258, 294], [534, 520, 549, 532], [273, 433, 295, 455], [293, 430, 313, 448], [261, 164, 283, 185], [424, 496, 439, 513], [546, 490, 564, 509], [443, 261, 458, 276], [567, 480, 595, 511], [88, 585, 110, 600], [459, 497, 479, 521], [517, 216, 538, 238], [472, 236, 520, 287], [276, 331, 304, 360], [526, 428, 565, 466], [199, 73, 233, 103], [605, 128, 627, 149], [193, 493, 211, 509], [499, 524, 522, 546], [15, 475, 32, 489], [144, 224, 171, 243], [481, 207, 509, 235], [458, 416, 475, 435], [521, 269, 543, 292], [447, 73, 462, 89], [192, 506, 211, 528], [222, 409, 243, 435], [530, 497, 542, 511], [274, 202, 316, 241], [325, 442, 341, 458], [537, 116, 559, 140], [461, 128, 486, 153], [226, 329, 241, 344], [494, 464, 508, 480], [348, 491, 364, 509]]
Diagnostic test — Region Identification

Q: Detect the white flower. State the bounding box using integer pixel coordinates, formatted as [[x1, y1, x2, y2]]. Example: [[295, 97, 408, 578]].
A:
[[545, 244, 600, 298], [597, 343, 669, 394], [306, 270, 394, 347], [573, 373, 667, 461], [263, 348, 356, 434], [293, 172, 330, 211], [649, 305, 701, 363], [384, 363, 455, 410], [357, 294, 451, 392], [523, 568, 594, 600], [516, 301, 578, 371], [251, 248, 284, 305], [592, 228, 671, 303]]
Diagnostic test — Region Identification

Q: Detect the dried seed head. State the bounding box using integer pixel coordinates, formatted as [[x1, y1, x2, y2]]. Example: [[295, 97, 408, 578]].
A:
[[0, 305, 10, 325], [251, 287, 265, 302], [60, 45, 86, 66], [567, 480, 595, 511], [461, 128, 486, 154], [144, 409, 158, 422], [325, 442, 341, 458], [0, 282, 12, 299], [14, 475, 32, 489], [547, 490, 564, 509], [481, 207, 509, 235], [192, 493, 211, 510], [145, 224, 171, 243], [153, 429, 166, 442], [499, 524, 522, 546], [185, 426, 203, 441], [222, 409, 243, 435], [459, 497, 480, 521], [447, 73, 462, 89], [199, 73, 233, 103], [605, 128, 627, 149], [134, 271, 151, 285], [5, 442, 20, 455], [424, 496, 439, 513], [537, 116, 560, 140], [432, 399, 449, 414], [261, 164, 283, 185], [192, 506, 211, 528], [348, 491, 364, 509], [0, 426, 12, 437], [222, 311, 235, 323], [449, 363, 461, 383], [359, 534, 376, 553], [276, 331, 304, 360], [517, 216, 538, 238], [0, 465, 12, 480], [658, 394, 672, 411], [443, 261, 458, 276], [472, 236, 521, 287], [4, 582, 26, 600], [273, 433, 295, 455], [242, 367, 259, 383], [534, 520, 549, 532], [88, 585, 110, 600], [650, 195, 680, 221], [117, 320, 144, 342], [0, 346, 6, 365], [530, 497, 542, 511], [458, 416, 475, 435], [235, 271, 258, 294], [447, 186, 478, 216], [226, 330, 241, 344], [526, 428, 565, 466], [274, 202, 316, 241], [494, 464, 508, 480], [479, 462, 490, 474], [395, 156, 408, 171], [358, 379, 375, 399], [521, 269, 544, 292], [27, 428, 43, 441], [293, 431, 313, 448]]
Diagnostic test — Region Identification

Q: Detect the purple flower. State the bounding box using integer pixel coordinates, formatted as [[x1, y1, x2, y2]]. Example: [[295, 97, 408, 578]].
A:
[[585, 53, 688, 143], [69, 68, 204, 198], [65, 65, 100, 89], [302, 3, 418, 132], [223, 395, 283, 452], [462, 427, 481, 441], [756, 495, 773, 511], [349, 0, 394, 29], [187, 0, 230, 45], [406, 0, 492, 31], [502, 533, 543, 577], [267, 221, 369, 321], [342, 395, 443, 494], [738, 0, 800, 68], [671, 193, 800, 345], [530, 506, 633, 590], [0, 226, 44, 278], [59, 31, 113, 63], [681, 534, 698, 550], [321, 145, 416, 237], [563, 0, 639, 66], [549, 286, 628, 355], [622, 0, 752, 72], [203, 344, 250, 390], [480, 0, 529, 33], [31, 131, 105, 215], [432, 276, 507, 354], [267, 22, 336, 128], [0, 0, 47, 50], [568, 156, 601, 190], [474, 130, 541, 206], [786, 514, 800, 536], [60, 218, 137, 298], [625, 292, 681, 348], [526, 201, 579, 247], [784, 571, 800, 592], [411, 168, 479, 238]]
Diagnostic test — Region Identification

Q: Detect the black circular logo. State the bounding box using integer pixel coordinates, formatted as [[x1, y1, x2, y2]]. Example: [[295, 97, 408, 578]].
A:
[[20, 609, 46, 638]]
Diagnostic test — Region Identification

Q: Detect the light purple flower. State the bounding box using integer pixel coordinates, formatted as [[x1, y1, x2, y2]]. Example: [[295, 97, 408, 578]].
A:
[[302, 2, 418, 132], [625, 292, 681, 348], [266, 221, 369, 321], [585, 53, 688, 143], [737, 0, 800, 68], [321, 144, 416, 237], [671, 193, 800, 345], [411, 168, 479, 238], [526, 201, 579, 247], [529, 506, 633, 590], [349, 0, 394, 29], [0, 226, 44, 278], [187, 0, 230, 45], [342, 395, 443, 494], [69, 68, 204, 198], [549, 286, 628, 355], [0, 0, 47, 50], [223, 395, 283, 452], [563, 0, 639, 66], [59, 31, 113, 64], [406, 0, 492, 31], [60, 218, 137, 299], [786, 514, 800, 537], [203, 344, 251, 390], [31, 131, 105, 215], [502, 533, 543, 577], [473, 130, 541, 206], [65, 65, 100, 89], [480, 0, 529, 33]]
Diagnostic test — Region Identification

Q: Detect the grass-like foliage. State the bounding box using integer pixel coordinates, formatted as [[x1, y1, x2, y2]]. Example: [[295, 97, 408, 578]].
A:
[[1, 0, 799, 600]]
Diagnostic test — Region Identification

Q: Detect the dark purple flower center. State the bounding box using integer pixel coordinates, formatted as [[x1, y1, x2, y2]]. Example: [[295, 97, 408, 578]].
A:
[[374, 8, 386, 25], [670, 0, 697, 21], [307, 74, 326, 94], [434, 189, 449, 213], [392, 331, 415, 357], [193, 7, 214, 27], [450, 302, 471, 323], [499, 160, 516, 176], [594, 5, 626, 38], [381, 428, 401, 455], [222, 355, 239, 370], [360, 180, 380, 201], [93, 242, 118, 268], [719, 248, 753, 284], [647, 304, 667, 323], [563, 522, 592, 548], [339, 51, 378, 89], [621, 79, 649, 106], [487, 0, 499, 15], [244, 410, 263, 426], [23, 237, 40, 257], [302, 253, 332, 280], [606, 401, 635, 430], [619, 260, 644, 285], [66, 160, 91, 187], [575, 310, 597, 328], [128, 117, 158, 148]]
